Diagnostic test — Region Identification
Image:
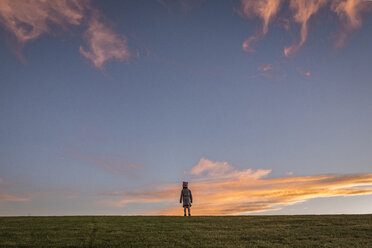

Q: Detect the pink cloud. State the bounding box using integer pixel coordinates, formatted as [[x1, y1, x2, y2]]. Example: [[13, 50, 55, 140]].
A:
[[79, 11, 130, 69], [298, 68, 311, 77], [188, 158, 271, 180], [0, 0, 130, 69], [0, 191, 30, 202], [0, 0, 86, 44], [258, 64, 273, 72], [0, 177, 31, 202], [72, 152, 140, 177], [255, 63, 287, 81]]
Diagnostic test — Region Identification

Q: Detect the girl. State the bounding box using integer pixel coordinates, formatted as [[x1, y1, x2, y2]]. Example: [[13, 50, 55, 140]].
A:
[[179, 181, 193, 216]]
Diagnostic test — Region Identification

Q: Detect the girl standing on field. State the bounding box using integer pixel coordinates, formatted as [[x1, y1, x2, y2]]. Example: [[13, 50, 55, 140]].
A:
[[180, 181, 192, 216]]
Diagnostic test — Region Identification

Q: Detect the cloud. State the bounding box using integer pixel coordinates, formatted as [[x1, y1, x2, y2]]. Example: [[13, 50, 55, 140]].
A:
[[239, 0, 372, 56], [0, 177, 81, 205], [79, 11, 130, 69], [0, 0, 130, 69], [258, 64, 273, 72], [0, 0, 86, 44], [188, 157, 271, 180], [239, 0, 282, 52], [331, 0, 364, 48], [284, 0, 327, 57], [0, 178, 31, 203], [298, 68, 311, 77], [72, 152, 140, 177], [254, 63, 287, 81], [0, 191, 30, 202], [104, 158, 372, 215]]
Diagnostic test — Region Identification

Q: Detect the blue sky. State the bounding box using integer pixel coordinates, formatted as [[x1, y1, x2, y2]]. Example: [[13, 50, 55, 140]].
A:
[[1, 0, 372, 216]]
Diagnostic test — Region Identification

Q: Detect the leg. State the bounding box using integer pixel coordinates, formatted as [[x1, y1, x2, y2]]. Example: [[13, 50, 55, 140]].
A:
[[188, 206, 191, 216], [183, 207, 186, 216]]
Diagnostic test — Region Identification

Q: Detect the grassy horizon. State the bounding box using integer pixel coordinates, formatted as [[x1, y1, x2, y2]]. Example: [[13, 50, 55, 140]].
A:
[[1, 215, 372, 247]]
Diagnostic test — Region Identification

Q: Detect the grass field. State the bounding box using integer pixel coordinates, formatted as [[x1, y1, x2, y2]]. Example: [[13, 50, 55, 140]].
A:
[[1, 215, 372, 247]]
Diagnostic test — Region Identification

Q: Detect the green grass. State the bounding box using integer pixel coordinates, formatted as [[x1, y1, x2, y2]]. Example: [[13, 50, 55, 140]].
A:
[[0, 215, 372, 247]]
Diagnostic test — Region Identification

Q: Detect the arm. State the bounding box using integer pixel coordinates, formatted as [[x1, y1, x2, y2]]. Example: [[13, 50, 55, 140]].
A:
[[189, 190, 193, 203], [179, 191, 183, 203]]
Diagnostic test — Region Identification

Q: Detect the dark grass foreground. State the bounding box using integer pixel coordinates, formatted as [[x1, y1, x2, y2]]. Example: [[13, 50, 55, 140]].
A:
[[1, 215, 372, 247]]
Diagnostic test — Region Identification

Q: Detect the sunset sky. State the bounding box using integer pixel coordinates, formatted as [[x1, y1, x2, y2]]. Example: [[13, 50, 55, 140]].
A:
[[1, 0, 372, 216]]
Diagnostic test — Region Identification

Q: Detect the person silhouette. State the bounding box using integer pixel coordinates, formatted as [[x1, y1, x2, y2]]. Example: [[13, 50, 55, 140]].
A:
[[179, 181, 192, 216]]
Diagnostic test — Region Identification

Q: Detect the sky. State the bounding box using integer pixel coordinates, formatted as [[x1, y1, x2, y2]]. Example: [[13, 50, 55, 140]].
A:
[[0, 0, 372, 216]]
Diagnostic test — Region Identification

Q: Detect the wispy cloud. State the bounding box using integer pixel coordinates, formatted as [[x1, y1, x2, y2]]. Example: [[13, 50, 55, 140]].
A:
[[0, 191, 30, 202], [189, 158, 271, 180], [79, 10, 130, 69], [258, 64, 274, 72], [239, 0, 282, 52], [0, 178, 31, 202], [239, 0, 372, 56], [284, 0, 327, 57], [0, 177, 83, 205], [72, 152, 140, 177], [0, 0, 86, 44], [104, 158, 372, 215], [253, 63, 287, 81], [0, 0, 130, 69], [298, 68, 311, 77], [331, 0, 364, 49]]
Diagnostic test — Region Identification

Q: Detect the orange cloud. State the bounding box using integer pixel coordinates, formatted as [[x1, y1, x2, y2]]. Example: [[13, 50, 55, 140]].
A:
[[240, 0, 371, 56], [331, 0, 364, 48], [104, 158, 372, 215], [284, 0, 327, 57], [79, 11, 130, 69], [0, 0, 130, 69], [240, 0, 282, 52]]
